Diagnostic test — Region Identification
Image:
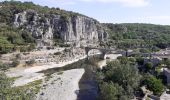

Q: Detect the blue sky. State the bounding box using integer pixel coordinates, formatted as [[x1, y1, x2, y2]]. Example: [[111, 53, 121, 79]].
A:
[[2, 0, 170, 25]]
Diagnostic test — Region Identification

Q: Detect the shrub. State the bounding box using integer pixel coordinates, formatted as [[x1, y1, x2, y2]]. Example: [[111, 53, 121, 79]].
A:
[[26, 59, 35, 66], [11, 59, 20, 67], [0, 62, 9, 70], [0, 72, 35, 99], [20, 47, 28, 52], [16, 53, 21, 59], [59, 43, 71, 47], [145, 62, 153, 71], [117, 56, 128, 64], [136, 57, 144, 65], [139, 48, 150, 53], [28, 43, 36, 51], [99, 82, 124, 100], [143, 75, 164, 95], [54, 52, 62, 55]]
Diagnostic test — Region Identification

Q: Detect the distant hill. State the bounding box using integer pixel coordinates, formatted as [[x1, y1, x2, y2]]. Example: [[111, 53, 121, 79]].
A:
[[103, 23, 170, 50]]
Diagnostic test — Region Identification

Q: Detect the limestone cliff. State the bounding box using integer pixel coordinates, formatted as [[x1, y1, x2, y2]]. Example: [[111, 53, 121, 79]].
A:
[[13, 10, 107, 47]]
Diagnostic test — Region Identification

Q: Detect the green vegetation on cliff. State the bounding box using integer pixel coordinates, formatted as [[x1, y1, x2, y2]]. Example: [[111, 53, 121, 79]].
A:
[[0, 1, 86, 24], [0, 25, 35, 53], [0, 1, 93, 54]]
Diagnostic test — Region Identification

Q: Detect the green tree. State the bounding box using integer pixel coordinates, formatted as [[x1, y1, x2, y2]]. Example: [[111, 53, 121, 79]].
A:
[[163, 59, 170, 69], [110, 63, 140, 96], [99, 60, 141, 99], [143, 75, 164, 95], [117, 56, 129, 64], [21, 30, 35, 43], [145, 62, 153, 71], [0, 37, 14, 53], [99, 82, 123, 100], [136, 57, 144, 65]]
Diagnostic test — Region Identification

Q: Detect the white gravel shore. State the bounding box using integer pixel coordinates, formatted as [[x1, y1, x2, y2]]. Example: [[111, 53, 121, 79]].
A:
[[6, 55, 87, 86], [37, 69, 85, 100]]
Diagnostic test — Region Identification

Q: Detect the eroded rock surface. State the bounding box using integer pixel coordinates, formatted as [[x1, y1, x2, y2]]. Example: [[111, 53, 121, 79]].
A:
[[14, 10, 108, 47]]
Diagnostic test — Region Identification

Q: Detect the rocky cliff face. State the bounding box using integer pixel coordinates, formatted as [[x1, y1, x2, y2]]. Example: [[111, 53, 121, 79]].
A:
[[14, 10, 107, 47]]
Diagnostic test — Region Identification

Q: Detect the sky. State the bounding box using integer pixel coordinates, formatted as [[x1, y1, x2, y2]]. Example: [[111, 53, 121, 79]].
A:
[[2, 0, 170, 25]]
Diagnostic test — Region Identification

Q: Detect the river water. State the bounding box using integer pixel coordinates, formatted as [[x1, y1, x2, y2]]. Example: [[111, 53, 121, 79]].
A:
[[41, 55, 103, 100]]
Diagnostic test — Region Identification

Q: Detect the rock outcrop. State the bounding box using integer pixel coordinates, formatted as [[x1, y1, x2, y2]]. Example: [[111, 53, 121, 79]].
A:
[[14, 10, 107, 47]]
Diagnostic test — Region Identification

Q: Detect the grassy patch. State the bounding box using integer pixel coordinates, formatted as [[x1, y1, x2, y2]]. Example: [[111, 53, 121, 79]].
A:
[[57, 71, 63, 75], [16, 79, 42, 94], [44, 73, 53, 82], [9, 76, 22, 81]]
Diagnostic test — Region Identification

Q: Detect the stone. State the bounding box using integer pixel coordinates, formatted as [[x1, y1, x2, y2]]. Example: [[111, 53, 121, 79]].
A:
[[13, 10, 107, 47]]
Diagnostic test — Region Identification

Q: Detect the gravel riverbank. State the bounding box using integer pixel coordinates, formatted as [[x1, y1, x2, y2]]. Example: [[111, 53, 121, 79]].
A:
[[37, 69, 85, 100]]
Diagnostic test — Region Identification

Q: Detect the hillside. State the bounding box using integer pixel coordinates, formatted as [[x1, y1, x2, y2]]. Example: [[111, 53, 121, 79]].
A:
[[1, 1, 170, 54], [0, 1, 107, 54], [104, 23, 170, 50]]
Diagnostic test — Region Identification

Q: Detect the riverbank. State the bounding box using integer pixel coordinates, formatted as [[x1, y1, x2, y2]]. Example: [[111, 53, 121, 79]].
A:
[[6, 55, 87, 86], [37, 69, 85, 100], [5, 49, 120, 100]]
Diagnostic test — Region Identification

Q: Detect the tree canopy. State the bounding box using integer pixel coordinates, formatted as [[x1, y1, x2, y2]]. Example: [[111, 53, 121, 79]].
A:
[[97, 58, 141, 99]]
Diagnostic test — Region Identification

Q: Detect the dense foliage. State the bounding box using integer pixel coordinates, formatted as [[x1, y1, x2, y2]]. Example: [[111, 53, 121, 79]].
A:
[[0, 25, 35, 53], [143, 75, 164, 95], [0, 72, 35, 100], [0, 1, 87, 24], [97, 56, 166, 99], [97, 58, 141, 99], [104, 23, 170, 50], [0, 0, 93, 53]]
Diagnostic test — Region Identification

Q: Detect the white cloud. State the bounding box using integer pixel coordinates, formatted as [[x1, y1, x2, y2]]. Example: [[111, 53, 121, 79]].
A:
[[79, 0, 150, 7]]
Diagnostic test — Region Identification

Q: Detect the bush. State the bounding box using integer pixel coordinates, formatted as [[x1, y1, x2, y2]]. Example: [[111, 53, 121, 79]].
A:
[[98, 61, 141, 99], [129, 57, 136, 62], [28, 43, 36, 51], [11, 59, 20, 67], [0, 72, 35, 99], [16, 53, 21, 59], [99, 82, 124, 100], [0, 62, 9, 70], [59, 43, 70, 47], [0, 37, 14, 54], [143, 75, 164, 95], [136, 57, 144, 65], [139, 48, 150, 53], [117, 56, 128, 64], [54, 52, 62, 55], [163, 59, 170, 69], [26, 59, 35, 66], [145, 62, 153, 71], [20, 47, 28, 52]]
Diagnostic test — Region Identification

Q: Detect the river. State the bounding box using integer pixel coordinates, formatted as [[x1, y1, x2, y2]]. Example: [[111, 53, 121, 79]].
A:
[[41, 55, 103, 100]]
